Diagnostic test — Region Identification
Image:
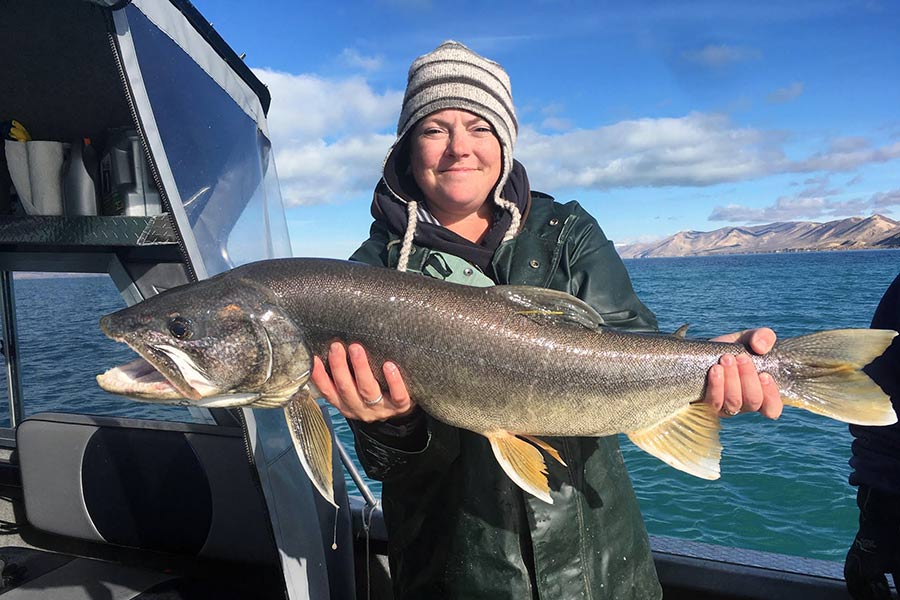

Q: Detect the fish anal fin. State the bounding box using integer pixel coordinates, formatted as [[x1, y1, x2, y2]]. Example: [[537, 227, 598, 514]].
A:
[[486, 430, 553, 504], [284, 386, 336, 507], [627, 402, 721, 480], [521, 435, 567, 466]]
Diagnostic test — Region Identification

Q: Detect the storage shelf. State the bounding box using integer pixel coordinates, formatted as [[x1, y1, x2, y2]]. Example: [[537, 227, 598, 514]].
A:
[[0, 215, 184, 270], [0, 214, 179, 247]]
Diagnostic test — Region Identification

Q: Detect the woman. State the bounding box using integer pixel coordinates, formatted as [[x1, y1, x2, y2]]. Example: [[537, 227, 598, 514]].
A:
[[312, 41, 782, 599]]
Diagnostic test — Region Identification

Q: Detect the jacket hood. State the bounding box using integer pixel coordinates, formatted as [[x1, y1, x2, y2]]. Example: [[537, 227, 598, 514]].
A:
[[371, 159, 531, 274]]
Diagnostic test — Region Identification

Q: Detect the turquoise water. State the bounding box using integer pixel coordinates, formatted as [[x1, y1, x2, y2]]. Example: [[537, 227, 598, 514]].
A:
[[622, 250, 899, 561], [2, 249, 898, 562]]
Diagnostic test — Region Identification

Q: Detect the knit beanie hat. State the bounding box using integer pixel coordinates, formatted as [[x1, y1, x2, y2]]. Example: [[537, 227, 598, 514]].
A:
[[383, 41, 522, 271]]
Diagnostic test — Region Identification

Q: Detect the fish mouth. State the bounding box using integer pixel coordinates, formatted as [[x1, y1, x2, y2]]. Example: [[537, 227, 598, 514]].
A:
[[96, 356, 186, 401], [97, 341, 219, 402]]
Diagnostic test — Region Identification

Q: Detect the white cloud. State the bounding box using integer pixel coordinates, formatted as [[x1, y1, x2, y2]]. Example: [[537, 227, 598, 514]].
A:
[[540, 116, 573, 131], [873, 189, 900, 209], [252, 68, 402, 140], [339, 48, 384, 72], [709, 188, 900, 223], [251, 68, 402, 207], [767, 81, 804, 103], [796, 139, 900, 171], [250, 68, 900, 211], [517, 114, 900, 192], [681, 44, 761, 67], [517, 112, 785, 189], [275, 133, 396, 206]]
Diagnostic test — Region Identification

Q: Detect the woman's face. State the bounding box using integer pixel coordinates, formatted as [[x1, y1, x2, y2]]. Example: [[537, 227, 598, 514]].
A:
[[410, 109, 502, 219]]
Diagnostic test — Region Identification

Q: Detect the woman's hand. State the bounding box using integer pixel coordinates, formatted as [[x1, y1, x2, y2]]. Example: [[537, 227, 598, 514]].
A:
[[311, 342, 416, 423], [704, 327, 783, 419]]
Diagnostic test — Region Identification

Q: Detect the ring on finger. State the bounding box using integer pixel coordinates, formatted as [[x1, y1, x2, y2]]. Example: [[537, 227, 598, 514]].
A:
[[363, 394, 384, 407], [723, 407, 739, 417]]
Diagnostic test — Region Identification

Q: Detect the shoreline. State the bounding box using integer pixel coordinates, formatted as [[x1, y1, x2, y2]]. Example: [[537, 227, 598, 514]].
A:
[[621, 246, 900, 260]]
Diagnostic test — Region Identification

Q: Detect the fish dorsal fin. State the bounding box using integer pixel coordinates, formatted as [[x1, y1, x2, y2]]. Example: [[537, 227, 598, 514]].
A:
[[627, 402, 721, 480], [284, 385, 336, 507], [491, 285, 605, 330], [486, 430, 553, 503], [673, 324, 690, 338]]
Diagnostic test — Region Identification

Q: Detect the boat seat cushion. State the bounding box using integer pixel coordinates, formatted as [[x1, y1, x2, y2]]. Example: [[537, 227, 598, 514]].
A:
[[15, 412, 277, 564]]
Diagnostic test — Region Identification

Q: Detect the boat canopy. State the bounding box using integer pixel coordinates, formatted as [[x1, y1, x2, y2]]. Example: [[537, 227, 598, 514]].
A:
[[1, 1, 349, 597], [110, 4, 351, 598], [110, 0, 292, 278]]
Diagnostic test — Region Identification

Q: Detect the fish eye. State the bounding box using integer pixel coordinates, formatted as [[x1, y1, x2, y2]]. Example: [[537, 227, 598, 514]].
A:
[[168, 316, 193, 340]]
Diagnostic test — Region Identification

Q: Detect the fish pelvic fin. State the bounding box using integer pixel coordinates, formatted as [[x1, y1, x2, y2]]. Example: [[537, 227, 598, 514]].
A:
[[284, 386, 336, 507], [486, 431, 553, 504], [778, 329, 898, 426], [627, 402, 721, 480]]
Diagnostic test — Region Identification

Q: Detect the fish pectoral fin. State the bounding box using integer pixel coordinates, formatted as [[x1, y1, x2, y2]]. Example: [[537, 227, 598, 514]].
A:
[[627, 402, 721, 480], [521, 435, 568, 467], [284, 386, 336, 507], [486, 431, 553, 504], [491, 286, 605, 330]]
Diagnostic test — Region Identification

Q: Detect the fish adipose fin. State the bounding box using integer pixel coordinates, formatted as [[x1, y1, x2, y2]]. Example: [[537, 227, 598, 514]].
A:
[[627, 402, 722, 480], [778, 329, 898, 426], [491, 286, 606, 330], [284, 386, 336, 507], [486, 431, 554, 503]]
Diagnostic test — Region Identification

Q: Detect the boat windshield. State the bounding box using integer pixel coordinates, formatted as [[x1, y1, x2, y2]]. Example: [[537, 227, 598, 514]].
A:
[[125, 5, 292, 276]]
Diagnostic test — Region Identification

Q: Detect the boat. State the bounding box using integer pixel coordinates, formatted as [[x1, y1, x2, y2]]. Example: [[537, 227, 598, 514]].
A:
[[0, 1, 874, 597]]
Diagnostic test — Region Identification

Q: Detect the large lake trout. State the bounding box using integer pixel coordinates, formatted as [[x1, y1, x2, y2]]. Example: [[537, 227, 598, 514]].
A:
[[97, 258, 897, 505]]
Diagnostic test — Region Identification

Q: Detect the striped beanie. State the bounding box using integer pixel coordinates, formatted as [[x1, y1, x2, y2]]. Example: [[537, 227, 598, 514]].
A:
[[384, 41, 521, 270]]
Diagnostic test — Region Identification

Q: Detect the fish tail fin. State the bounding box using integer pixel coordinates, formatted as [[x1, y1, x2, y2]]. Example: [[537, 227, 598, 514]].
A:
[[284, 386, 337, 507], [486, 431, 553, 503], [627, 402, 721, 480], [777, 329, 897, 426]]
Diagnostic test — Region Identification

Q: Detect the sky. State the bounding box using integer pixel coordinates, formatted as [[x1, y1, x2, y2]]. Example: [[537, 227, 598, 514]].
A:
[[192, 0, 900, 258]]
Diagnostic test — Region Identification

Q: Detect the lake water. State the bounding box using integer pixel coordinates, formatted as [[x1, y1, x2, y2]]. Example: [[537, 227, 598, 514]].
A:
[[1, 249, 898, 562]]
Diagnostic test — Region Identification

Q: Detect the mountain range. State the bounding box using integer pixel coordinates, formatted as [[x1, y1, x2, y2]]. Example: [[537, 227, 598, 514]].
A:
[[616, 215, 900, 259]]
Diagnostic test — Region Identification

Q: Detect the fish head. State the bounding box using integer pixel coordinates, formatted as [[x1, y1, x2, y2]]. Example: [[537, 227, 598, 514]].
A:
[[97, 275, 311, 407]]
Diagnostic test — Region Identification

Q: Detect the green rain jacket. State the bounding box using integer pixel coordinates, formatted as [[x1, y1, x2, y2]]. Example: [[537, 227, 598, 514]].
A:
[[349, 192, 663, 600]]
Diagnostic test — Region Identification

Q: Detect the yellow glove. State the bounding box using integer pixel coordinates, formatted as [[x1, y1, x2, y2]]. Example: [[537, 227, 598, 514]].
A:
[[2, 120, 31, 142]]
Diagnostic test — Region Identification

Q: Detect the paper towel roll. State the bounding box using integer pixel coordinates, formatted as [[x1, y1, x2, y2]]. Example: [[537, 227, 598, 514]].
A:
[[4, 140, 31, 211], [26, 141, 65, 215], [3, 140, 67, 215]]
